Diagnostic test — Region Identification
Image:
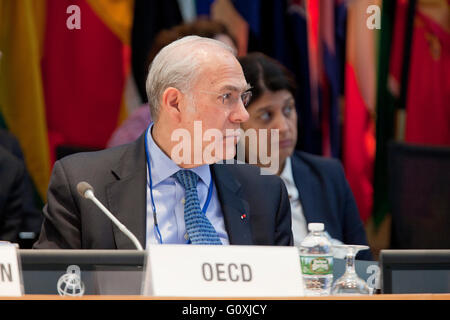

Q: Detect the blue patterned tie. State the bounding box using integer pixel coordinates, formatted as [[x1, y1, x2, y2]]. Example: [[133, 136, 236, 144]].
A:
[[174, 170, 222, 245]]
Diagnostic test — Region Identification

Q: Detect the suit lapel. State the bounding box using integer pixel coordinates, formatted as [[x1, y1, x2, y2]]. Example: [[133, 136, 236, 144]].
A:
[[106, 134, 147, 249], [291, 153, 321, 224], [211, 164, 252, 245]]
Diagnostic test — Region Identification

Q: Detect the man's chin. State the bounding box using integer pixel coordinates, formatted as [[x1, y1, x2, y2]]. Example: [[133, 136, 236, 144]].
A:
[[171, 142, 238, 166]]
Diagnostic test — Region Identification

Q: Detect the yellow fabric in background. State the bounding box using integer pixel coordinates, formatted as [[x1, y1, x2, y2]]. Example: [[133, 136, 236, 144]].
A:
[[0, 0, 50, 201], [86, 0, 135, 45]]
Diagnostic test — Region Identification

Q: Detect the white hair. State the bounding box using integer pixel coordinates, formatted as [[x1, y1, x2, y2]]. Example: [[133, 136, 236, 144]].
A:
[[145, 35, 235, 121]]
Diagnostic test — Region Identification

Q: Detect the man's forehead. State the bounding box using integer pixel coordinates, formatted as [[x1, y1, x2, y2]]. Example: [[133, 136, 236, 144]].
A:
[[200, 62, 247, 89], [205, 75, 249, 94], [188, 44, 246, 88]]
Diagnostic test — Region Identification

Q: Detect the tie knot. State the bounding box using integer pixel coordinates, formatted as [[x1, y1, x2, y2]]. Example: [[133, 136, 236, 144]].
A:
[[174, 170, 199, 190]]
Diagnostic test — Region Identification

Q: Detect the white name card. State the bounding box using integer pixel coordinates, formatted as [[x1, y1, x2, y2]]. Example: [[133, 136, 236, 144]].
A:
[[0, 242, 23, 296], [142, 245, 303, 297]]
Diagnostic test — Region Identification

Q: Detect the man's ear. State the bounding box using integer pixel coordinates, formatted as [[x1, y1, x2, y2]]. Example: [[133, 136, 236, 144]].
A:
[[161, 87, 182, 121]]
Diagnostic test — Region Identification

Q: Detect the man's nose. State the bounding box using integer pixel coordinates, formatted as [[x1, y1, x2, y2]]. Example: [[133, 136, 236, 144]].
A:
[[229, 100, 250, 123]]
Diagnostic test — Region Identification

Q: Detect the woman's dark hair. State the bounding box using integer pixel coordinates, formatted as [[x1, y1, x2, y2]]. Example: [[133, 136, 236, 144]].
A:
[[238, 52, 297, 106]]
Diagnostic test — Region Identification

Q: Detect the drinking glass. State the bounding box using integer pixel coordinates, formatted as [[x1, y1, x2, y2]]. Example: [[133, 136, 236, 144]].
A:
[[331, 244, 372, 295]]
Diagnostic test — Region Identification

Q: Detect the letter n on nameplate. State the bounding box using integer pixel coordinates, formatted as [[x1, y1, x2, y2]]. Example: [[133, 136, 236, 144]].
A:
[[0, 242, 23, 296], [142, 245, 303, 297]]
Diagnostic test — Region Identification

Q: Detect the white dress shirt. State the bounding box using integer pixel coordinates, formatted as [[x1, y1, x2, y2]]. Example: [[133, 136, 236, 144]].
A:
[[145, 124, 229, 247]]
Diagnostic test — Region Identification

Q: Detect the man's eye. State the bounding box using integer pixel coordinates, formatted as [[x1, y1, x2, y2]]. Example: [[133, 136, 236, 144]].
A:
[[220, 93, 232, 102]]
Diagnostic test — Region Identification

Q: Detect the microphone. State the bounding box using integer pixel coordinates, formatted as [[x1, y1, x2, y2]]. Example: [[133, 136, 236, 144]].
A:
[[76, 181, 144, 251]]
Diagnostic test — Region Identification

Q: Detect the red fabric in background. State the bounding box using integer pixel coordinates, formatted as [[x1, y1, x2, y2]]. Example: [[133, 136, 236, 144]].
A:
[[42, 0, 125, 163], [405, 12, 450, 145], [343, 64, 374, 223]]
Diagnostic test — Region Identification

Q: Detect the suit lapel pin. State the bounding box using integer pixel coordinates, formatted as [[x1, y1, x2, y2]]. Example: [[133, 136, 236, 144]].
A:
[[240, 213, 247, 220]]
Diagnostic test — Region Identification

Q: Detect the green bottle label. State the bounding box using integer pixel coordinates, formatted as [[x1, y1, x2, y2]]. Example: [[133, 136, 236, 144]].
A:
[[300, 256, 333, 275]]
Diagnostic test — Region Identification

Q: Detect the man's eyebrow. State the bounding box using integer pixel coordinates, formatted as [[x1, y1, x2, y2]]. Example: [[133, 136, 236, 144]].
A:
[[219, 84, 252, 92]]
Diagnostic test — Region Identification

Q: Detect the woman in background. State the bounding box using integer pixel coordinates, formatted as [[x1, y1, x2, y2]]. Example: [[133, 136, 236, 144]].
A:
[[238, 52, 372, 260]]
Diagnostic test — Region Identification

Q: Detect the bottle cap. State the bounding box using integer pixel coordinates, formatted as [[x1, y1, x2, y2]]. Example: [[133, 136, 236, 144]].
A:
[[308, 223, 324, 232]]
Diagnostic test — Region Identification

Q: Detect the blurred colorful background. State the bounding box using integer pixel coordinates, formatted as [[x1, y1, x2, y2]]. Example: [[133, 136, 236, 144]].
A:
[[0, 0, 449, 254]]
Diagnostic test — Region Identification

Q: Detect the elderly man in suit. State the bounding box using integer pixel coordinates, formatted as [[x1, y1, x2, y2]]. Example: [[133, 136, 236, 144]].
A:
[[34, 36, 292, 249]]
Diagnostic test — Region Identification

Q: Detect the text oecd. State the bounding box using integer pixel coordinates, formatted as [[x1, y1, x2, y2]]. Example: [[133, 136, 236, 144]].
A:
[[201, 262, 252, 282]]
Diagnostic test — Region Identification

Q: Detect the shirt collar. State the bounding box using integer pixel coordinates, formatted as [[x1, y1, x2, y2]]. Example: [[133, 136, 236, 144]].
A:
[[146, 123, 211, 187], [280, 157, 295, 187]]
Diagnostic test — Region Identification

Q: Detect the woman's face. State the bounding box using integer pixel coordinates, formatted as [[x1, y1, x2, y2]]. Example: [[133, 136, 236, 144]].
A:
[[240, 89, 298, 174]]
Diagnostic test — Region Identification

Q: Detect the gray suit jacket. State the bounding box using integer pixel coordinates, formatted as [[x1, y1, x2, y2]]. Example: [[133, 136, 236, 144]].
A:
[[34, 134, 293, 249]]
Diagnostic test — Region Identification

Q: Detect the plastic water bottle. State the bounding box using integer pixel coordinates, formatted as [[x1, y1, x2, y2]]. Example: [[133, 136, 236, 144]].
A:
[[299, 223, 333, 296]]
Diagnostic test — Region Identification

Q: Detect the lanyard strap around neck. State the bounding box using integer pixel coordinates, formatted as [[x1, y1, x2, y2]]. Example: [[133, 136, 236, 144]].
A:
[[144, 125, 214, 243]]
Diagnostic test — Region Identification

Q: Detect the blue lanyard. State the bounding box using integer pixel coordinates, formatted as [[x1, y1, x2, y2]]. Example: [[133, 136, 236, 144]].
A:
[[144, 125, 213, 244]]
